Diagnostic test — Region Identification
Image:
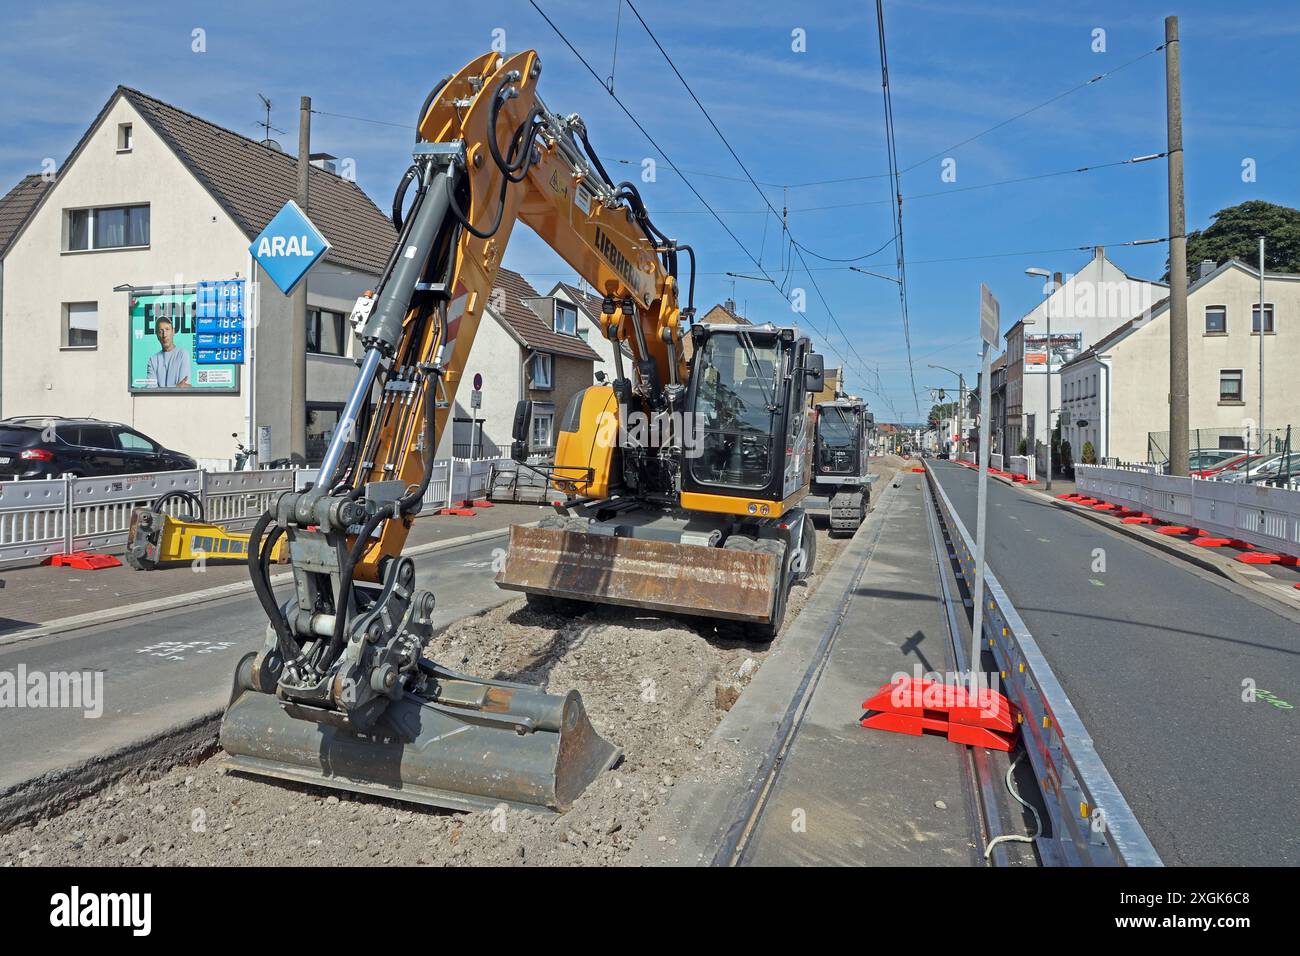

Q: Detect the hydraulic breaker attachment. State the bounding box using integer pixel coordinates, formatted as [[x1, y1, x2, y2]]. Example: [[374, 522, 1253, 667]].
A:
[[495, 523, 782, 624], [221, 652, 620, 812], [126, 497, 286, 570]]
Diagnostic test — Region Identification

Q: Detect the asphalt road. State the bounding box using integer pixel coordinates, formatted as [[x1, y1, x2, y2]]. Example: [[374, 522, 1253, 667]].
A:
[[0, 534, 516, 793], [930, 461, 1300, 866]]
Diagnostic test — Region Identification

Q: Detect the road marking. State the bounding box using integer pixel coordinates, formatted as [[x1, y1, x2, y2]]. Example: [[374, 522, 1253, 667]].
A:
[[1038, 538, 1050, 543], [1089, 579, 1105, 587]]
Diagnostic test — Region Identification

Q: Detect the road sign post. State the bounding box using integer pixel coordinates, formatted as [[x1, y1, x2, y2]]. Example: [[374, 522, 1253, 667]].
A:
[[971, 284, 999, 693], [470, 372, 483, 463]]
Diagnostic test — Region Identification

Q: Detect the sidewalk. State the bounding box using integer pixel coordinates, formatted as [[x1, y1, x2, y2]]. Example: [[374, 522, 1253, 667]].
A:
[[0, 501, 549, 636]]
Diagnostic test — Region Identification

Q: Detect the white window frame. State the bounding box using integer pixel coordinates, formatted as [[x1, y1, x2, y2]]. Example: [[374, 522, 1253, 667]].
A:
[[531, 352, 553, 390], [117, 123, 133, 152], [554, 301, 577, 336], [1204, 304, 1227, 334], [1219, 368, 1244, 404], [1252, 303, 1276, 334], [64, 204, 150, 252], [62, 301, 99, 350], [531, 409, 553, 449]]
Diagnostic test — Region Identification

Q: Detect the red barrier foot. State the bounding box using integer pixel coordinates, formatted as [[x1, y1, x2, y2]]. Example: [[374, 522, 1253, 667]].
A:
[[1192, 536, 1233, 547], [436, 507, 477, 516], [860, 676, 1018, 752], [44, 551, 121, 570], [1122, 515, 1155, 524], [1156, 526, 1193, 535], [1237, 552, 1300, 566], [1093, 502, 1119, 511]]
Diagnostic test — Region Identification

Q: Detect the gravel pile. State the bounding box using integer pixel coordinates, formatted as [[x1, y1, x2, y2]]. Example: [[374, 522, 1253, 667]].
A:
[[0, 479, 907, 866]]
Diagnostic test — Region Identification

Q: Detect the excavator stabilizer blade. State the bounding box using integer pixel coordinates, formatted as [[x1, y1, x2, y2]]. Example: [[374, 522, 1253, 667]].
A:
[[496, 524, 780, 624], [219, 657, 620, 813]]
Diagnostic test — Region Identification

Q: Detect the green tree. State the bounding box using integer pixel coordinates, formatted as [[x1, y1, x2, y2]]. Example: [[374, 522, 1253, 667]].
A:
[[1173, 200, 1300, 279]]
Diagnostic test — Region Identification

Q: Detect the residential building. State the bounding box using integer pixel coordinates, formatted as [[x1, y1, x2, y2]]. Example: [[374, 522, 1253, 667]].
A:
[[1002, 247, 1166, 461], [988, 353, 1007, 455], [435, 268, 600, 460], [1059, 259, 1300, 464], [0, 174, 54, 416], [0, 86, 395, 467]]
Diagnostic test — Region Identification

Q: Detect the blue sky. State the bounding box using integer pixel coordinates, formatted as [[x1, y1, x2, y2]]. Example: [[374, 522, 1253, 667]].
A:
[[2, 0, 1296, 420]]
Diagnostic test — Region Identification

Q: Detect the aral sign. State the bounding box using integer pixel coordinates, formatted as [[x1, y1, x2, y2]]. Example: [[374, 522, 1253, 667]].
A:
[[250, 200, 330, 295]]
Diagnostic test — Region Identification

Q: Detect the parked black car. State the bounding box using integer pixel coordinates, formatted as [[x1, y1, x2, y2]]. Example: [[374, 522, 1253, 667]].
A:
[[0, 417, 197, 480]]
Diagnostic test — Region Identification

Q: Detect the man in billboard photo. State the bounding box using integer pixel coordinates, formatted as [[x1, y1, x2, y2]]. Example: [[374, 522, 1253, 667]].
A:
[[146, 317, 191, 388]]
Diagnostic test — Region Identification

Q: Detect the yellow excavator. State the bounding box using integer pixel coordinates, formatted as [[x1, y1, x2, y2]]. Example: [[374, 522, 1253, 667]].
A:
[[220, 48, 825, 813]]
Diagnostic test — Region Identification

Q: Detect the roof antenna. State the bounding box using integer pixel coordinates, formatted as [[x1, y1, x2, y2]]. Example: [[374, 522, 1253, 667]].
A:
[[255, 94, 286, 151]]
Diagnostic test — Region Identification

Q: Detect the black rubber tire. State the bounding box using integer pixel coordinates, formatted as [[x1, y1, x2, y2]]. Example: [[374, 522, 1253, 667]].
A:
[[735, 538, 789, 643]]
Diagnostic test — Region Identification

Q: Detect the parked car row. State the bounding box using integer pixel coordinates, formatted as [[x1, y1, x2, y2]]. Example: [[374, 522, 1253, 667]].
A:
[[1202, 451, 1300, 485], [0, 416, 196, 480]]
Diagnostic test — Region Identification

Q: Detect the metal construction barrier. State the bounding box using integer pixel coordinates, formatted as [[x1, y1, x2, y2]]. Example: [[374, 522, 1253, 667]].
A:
[[990, 453, 1004, 472], [927, 463, 1162, 866], [1008, 455, 1036, 481], [1, 468, 298, 566], [1075, 464, 1300, 558], [488, 459, 553, 503]]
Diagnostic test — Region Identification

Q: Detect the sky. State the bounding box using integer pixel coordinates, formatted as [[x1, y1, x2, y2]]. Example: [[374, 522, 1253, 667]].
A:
[[2, 0, 1297, 422]]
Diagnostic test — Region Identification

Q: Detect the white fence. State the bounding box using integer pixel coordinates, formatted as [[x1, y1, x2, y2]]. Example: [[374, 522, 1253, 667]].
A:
[[0, 457, 511, 566], [1075, 464, 1300, 557]]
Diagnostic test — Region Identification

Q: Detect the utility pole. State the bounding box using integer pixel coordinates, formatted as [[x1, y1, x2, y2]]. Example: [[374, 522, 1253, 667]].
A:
[[1259, 236, 1266, 457], [290, 95, 311, 458], [1165, 16, 1190, 477]]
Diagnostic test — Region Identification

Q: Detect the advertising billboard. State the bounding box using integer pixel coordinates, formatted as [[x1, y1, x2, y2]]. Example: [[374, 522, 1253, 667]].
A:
[[128, 283, 242, 394], [1024, 330, 1082, 373]]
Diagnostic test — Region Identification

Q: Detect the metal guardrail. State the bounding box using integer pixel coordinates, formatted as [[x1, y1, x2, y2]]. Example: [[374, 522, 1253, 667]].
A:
[[1075, 464, 1300, 558], [926, 463, 1163, 866], [0, 468, 299, 564], [1, 458, 513, 566]]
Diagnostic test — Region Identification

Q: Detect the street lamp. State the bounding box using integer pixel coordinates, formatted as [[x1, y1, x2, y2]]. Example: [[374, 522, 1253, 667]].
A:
[[928, 363, 967, 459], [1024, 268, 1059, 491]]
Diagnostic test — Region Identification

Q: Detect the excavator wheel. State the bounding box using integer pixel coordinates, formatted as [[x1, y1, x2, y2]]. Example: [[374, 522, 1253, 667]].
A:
[[724, 536, 789, 643]]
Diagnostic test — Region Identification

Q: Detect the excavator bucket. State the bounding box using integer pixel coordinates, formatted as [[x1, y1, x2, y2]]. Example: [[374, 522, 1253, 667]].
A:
[[219, 653, 621, 813], [495, 524, 781, 623]]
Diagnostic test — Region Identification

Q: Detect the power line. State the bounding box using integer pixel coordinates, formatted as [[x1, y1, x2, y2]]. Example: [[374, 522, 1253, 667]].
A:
[[529, 0, 878, 390], [899, 42, 1166, 174], [875, 0, 921, 416], [310, 109, 412, 130], [619, 0, 877, 384]]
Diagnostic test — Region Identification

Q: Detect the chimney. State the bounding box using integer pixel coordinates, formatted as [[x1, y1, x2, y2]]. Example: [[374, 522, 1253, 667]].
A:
[[1094, 245, 1105, 260], [1198, 259, 1217, 281], [724, 297, 738, 315], [309, 151, 338, 174]]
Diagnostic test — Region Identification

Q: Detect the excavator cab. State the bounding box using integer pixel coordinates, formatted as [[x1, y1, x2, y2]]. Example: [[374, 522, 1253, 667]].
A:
[[812, 397, 872, 536]]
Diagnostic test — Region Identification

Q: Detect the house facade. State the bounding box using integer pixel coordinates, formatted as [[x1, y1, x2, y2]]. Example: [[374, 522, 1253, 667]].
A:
[[1059, 259, 1300, 464], [1002, 247, 1165, 460], [0, 86, 394, 468], [435, 268, 601, 460]]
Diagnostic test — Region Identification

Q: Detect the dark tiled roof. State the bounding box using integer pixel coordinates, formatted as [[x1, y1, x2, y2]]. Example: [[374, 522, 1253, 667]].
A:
[[118, 87, 396, 274], [0, 175, 52, 256], [495, 268, 600, 361]]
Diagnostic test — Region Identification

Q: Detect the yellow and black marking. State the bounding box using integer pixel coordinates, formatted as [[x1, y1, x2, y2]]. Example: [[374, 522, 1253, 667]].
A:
[[126, 508, 286, 570]]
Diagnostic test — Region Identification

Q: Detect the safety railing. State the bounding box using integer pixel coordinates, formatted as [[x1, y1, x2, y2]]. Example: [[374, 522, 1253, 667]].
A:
[[1, 459, 516, 566], [1008, 455, 1036, 481], [1075, 464, 1300, 558], [926, 464, 1162, 866], [1, 468, 300, 565]]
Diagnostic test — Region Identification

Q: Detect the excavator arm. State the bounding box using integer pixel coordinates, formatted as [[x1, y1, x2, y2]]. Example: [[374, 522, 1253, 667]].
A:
[[220, 50, 701, 812]]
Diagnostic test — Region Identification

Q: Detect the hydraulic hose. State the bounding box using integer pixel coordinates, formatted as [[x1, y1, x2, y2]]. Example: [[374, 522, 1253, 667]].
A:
[[247, 512, 297, 666], [322, 507, 389, 671]]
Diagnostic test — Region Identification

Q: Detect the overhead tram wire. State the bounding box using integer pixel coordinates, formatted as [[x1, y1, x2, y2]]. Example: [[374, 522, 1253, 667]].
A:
[[900, 41, 1167, 174], [875, 0, 921, 416], [618, 0, 876, 383], [528, 0, 877, 391]]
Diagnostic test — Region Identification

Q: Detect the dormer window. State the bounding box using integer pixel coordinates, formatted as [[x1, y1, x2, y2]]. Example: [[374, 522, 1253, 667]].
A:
[[117, 123, 133, 152], [555, 301, 577, 336]]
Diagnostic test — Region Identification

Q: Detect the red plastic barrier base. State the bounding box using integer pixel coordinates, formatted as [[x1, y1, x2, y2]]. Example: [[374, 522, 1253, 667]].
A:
[[1237, 552, 1300, 566], [1156, 525, 1193, 535], [436, 508, 477, 517], [861, 676, 1018, 752], [44, 551, 122, 570], [1192, 536, 1233, 547]]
